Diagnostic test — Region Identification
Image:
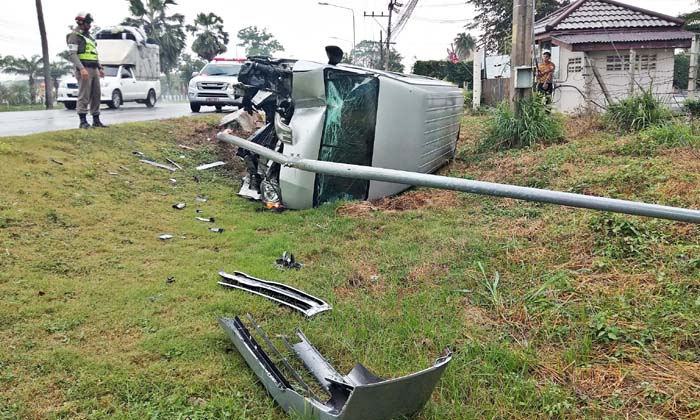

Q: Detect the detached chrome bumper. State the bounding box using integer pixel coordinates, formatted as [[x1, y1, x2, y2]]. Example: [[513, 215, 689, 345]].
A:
[[219, 315, 452, 420]]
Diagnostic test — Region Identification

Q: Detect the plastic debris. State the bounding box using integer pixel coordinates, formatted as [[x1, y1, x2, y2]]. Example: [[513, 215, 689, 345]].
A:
[[159, 234, 174, 240], [196, 217, 215, 223], [166, 277, 176, 284], [196, 161, 226, 171], [139, 159, 177, 172], [195, 196, 207, 203], [209, 227, 224, 233], [173, 203, 186, 210], [275, 252, 303, 270], [166, 158, 183, 170], [196, 209, 204, 213], [51, 158, 64, 165], [169, 178, 177, 183], [132, 150, 145, 157]]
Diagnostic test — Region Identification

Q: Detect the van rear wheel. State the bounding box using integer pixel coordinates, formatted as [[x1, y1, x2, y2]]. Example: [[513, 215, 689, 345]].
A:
[[63, 102, 76, 110], [145, 89, 157, 108]]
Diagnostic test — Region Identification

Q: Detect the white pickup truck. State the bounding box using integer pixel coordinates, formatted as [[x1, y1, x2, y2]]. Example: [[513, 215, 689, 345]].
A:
[[57, 26, 160, 110], [188, 58, 246, 112], [57, 65, 159, 109]]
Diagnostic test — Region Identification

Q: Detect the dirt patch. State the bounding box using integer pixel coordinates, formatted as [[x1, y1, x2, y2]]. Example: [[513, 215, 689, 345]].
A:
[[336, 190, 461, 217], [334, 259, 385, 299], [564, 112, 604, 140]]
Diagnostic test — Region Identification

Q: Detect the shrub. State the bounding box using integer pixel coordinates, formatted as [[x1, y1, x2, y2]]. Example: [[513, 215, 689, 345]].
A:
[[621, 121, 700, 156], [682, 97, 700, 120], [604, 91, 670, 133], [478, 95, 565, 151]]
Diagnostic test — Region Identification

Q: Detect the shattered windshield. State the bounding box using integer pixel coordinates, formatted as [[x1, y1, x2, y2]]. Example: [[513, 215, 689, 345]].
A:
[[201, 63, 242, 77], [315, 69, 379, 205]]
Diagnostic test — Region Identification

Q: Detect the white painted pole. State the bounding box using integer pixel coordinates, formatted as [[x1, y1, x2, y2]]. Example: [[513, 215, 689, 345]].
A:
[[689, 34, 699, 99], [473, 49, 482, 110]]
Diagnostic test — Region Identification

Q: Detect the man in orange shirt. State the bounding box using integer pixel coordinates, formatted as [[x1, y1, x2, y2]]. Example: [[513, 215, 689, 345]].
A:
[[536, 50, 555, 105]]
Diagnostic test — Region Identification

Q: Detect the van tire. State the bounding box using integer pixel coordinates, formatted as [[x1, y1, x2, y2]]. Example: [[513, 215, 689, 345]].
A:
[[63, 102, 76, 110], [145, 89, 157, 108], [190, 103, 201, 113], [215, 105, 223, 112], [108, 90, 122, 109]]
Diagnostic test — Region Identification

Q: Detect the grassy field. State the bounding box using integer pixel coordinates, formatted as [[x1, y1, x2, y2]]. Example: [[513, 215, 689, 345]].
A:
[[1, 114, 699, 419], [0, 103, 65, 112]]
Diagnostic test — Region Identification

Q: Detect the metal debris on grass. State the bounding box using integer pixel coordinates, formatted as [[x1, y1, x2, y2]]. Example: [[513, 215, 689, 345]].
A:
[[159, 234, 174, 240], [166, 277, 176, 284], [196, 161, 226, 171], [196, 209, 204, 213], [139, 159, 177, 172], [275, 252, 303, 270], [108, 171, 119, 175], [166, 158, 183, 170], [219, 315, 452, 420], [173, 203, 186, 210], [218, 271, 329, 317], [209, 227, 224, 233], [196, 196, 208, 203], [169, 178, 177, 183], [196, 216, 215, 223], [132, 150, 146, 157], [50, 158, 64, 165]]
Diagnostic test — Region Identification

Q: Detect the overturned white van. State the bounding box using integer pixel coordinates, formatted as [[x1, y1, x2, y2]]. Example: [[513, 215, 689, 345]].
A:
[[227, 52, 463, 210]]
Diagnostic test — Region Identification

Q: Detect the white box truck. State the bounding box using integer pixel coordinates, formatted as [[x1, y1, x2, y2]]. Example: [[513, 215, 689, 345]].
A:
[[58, 26, 161, 110]]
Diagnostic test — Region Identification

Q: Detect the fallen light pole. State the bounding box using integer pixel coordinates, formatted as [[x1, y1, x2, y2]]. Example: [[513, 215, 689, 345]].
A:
[[218, 131, 700, 224]]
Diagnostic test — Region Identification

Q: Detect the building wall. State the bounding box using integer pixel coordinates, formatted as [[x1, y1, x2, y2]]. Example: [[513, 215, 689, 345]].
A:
[[553, 48, 676, 114]]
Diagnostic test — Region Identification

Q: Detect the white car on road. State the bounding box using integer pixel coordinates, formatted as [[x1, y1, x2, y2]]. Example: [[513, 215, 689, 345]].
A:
[[188, 58, 245, 113], [57, 64, 160, 110]]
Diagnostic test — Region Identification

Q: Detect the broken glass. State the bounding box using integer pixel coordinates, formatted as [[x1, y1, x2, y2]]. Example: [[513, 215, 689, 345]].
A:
[[314, 69, 379, 206]]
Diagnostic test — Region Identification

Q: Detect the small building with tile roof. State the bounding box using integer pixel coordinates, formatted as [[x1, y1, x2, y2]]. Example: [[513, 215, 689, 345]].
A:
[[534, 0, 693, 113]]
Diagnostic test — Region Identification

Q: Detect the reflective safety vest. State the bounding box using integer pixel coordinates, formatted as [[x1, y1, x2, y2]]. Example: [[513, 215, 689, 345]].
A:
[[74, 32, 98, 62]]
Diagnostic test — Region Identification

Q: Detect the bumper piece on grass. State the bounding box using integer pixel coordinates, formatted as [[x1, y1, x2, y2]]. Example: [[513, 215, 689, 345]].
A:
[[139, 159, 178, 172], [218, 271, 330, 317], [219, 315, 452, 420]]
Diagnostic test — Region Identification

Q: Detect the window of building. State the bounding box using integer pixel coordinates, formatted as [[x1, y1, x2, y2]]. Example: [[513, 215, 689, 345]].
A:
[[606, 55, 630, 71], [636, 54, 657, 71], [567, 57, 582, 73]]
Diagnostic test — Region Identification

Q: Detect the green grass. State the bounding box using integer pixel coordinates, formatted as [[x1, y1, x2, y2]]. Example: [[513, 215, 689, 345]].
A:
[[1, 115, 699, 419], [0, 103, 65, 112]]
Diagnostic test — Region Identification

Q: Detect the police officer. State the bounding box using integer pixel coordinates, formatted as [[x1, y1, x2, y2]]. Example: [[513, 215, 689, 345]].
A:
[[66, 12, 107, 129]]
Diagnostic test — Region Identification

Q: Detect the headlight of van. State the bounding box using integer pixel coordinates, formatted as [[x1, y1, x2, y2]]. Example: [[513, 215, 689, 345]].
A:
[[274, 113, 293, 144]]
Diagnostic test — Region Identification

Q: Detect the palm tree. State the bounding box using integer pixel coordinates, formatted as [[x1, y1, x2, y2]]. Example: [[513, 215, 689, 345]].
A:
[[1, 55, 43, 104], [43, 61, 73, 100], [122, 0, 186, 73], [36, 0, 53, 108], [187, 13, 229, 61], [453, 32, 476, 62]]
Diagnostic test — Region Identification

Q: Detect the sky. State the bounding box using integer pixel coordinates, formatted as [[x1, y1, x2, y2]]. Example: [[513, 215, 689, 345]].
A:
[[0, 0, 698, 80]]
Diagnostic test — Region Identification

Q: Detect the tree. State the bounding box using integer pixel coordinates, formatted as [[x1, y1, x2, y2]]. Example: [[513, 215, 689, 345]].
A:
[[1, 55, 43, 104], [237, 26, 284, 57], [453, 33, 476, 61], [44, 60, 73, 99], [178, 53, 206, 88], [466, 0, 570, 53], [122, 0, 186, 73], [350, 40, 404, 73], [187, 12, 229, 61], [36, 0, 53, 108], [413, 60, 473, 88]]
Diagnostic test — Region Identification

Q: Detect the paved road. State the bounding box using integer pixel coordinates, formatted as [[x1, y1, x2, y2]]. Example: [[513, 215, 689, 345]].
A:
[[0, 102, 226, 137]]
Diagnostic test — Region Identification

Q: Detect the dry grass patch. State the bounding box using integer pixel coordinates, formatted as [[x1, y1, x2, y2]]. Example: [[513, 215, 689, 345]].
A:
[[336, 190, 461, 217]]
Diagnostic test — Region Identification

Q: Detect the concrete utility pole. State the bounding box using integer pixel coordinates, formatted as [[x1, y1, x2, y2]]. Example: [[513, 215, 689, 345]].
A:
[[689, 34, 699, 99], [473, 48, 483, 110], [628, 48, 636, 97], [510, 0, 534, 112], [385, 0, 399, 71]]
